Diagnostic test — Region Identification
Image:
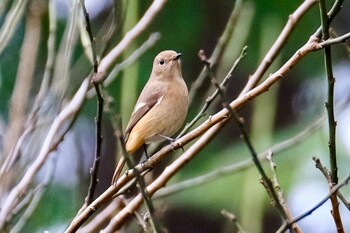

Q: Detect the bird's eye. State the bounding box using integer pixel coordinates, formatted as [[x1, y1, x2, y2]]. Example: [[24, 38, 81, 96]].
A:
[[159, 59, 165, 65]]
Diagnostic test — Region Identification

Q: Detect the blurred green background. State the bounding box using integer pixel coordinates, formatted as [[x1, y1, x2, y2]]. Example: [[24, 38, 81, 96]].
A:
[[0, 0, 349, 232]]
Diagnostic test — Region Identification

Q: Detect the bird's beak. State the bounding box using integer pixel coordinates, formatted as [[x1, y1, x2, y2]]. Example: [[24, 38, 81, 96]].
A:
[[173, 53, 181, 60]]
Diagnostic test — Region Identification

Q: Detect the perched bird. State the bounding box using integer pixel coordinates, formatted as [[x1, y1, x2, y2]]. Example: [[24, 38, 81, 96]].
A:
[[111, 50, 189, 184]]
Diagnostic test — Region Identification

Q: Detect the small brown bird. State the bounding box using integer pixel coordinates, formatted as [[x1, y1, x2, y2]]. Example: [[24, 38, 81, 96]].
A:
[[111, 50, 189, 184]]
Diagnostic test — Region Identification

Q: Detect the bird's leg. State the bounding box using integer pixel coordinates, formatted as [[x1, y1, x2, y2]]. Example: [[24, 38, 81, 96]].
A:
[[158, 134, 184, 152], [141, 144, 154, 172], [143, 143, 149, 158]]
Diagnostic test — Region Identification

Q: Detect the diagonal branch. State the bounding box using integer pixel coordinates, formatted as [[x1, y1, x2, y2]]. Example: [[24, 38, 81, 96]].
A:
[[277, 173, 350, 233]]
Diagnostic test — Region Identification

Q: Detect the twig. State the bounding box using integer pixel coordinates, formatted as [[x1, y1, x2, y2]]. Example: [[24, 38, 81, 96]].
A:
[[154, 112, 327, 199], [221, 209, 246, 233], [85, 80, 104, 206], [277, 173, 350, 233], [178, 46, 247, 138], [189, 0, 243, 103], [78, 199, 121, 232], [79, 0, 104, 207], [87, 32, 161, 90], [319, 31, 350, 48], [9, 154, 56, 233], [2, 0, 43, 159], [196, 48, 287, 220], [98, 0, 168, 76], [0, 78, 91, 229], [313, 156, 350, 210], [105, 121, 161, 233], [314, 0, 344, 39], [240, 0, 317, 95], [318, 0, 344, 231], [0, 0, 28, 54], [79, 0, 98, 73], [226, 105, 288, 220], [36, 0, 57, 105], [267, 153, 302, 233], [320, 0, 338, 186]]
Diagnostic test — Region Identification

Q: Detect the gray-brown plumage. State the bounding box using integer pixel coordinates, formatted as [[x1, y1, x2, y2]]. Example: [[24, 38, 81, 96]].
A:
[[111, 50, 189, 184]]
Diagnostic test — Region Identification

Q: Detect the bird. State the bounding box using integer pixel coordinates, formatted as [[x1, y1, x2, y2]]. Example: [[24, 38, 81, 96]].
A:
[[111, 50, 189, 184]]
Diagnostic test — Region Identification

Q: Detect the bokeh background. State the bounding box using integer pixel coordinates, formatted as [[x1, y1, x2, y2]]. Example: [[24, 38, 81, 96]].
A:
[[0, 0, 349, 232]]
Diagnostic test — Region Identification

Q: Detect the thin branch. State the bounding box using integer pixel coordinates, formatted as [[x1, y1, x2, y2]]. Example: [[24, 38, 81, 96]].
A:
[[105, 122, 161, 233], [226, 106, 288, 220], [98, 0, 168, 77], [178, 46, 248, 138], [319, 31, 350, 48], [154, 112, 327, 199], [319, 0, 338, 186], [313, 156, 350, 210], [221, 209, 247, 233], [314, 0, 344, 39], [189, 0, 243, 103], [79, 0, 98, 73], [196, 48, 287, 220], [0, 0, 28, 54], [240, 0, 317, 95], [319, 0, 344, 231], [78, 0, 104, 207], [277, 173, 350, 233], [0, 78, 91, 229], [9, 155, 56, 233], [87, 32, 161, 92], [3, 0, 43, 158], [36, 0, 57, 104], [267, 153, 302, 233], [85, 80, 104, 206]]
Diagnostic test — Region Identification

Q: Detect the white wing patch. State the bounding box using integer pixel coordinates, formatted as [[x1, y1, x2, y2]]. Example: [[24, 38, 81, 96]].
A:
[[133, 94, 165, 113], [155, 94, 165, 105], [133, 102, 146, 113]]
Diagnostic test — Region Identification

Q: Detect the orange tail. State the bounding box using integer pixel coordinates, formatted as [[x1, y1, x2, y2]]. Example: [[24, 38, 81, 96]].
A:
[[111, 157, 126, 184]]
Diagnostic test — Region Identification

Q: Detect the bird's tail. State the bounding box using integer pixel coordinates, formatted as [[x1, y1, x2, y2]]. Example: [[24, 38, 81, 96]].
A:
[[111, 157, 126, 185]]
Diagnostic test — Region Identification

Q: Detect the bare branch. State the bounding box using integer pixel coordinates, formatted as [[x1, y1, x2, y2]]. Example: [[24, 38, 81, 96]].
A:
[[277, 173, 350, 233], [0, 78, 91, 229], [97, 0, 168, 78]]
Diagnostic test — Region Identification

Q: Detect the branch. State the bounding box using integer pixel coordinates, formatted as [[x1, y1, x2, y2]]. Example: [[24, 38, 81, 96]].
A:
[[2, 0, 43, 160], [178, 46, 247, 138], [88, 32, 161, 90], [221, 209, 246, 233], [154, 110, 328, 199], [105, 125, 161, 233], [240, 0, 317, 95], [313, 156, 350, 210], [0, 78, 91, 229], [267, 153, 302, 233], [277, 173, 350, 233], [0, 0, 28, 54], [319, 31, 350, 48], [78, 0, 104, 207], [97, 0, 168, 78], [319, 0, 344, 230], [189, 0, 243, 103]]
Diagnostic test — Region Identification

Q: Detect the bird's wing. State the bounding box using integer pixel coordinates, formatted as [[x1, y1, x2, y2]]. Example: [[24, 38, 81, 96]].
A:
[[124, 83, 166, 140]]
